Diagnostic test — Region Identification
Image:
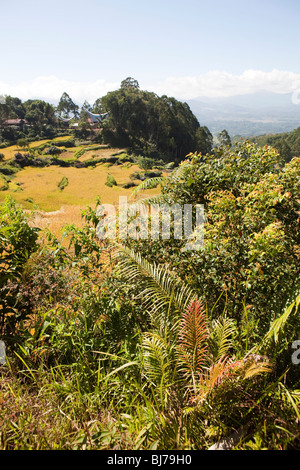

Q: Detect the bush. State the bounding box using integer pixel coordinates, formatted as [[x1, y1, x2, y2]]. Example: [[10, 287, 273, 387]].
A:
[[0, 176, 8, 191], [105, 173, 117, 187], [44, 146, 63, 156], [0, 197, 40, 339], [0, 163, 20, 175], [57, 176, 69, 191], [129, 142, 300, 330]]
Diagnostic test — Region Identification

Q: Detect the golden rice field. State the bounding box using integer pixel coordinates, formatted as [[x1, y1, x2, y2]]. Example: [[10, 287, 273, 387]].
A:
[[0, 138, 160, 237]]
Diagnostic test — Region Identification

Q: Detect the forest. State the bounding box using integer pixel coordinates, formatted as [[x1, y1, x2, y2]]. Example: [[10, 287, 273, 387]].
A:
[[0, 79, 299, 451]]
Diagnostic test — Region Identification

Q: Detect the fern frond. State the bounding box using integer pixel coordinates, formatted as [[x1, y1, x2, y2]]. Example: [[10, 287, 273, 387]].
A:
[[242, 361, 273, 380], [129, 161, 192, 200], [190, 353, 272, 405], [126, 194, 170, 212], [267, 293, 300, 343], [192, 356, 243, 404]]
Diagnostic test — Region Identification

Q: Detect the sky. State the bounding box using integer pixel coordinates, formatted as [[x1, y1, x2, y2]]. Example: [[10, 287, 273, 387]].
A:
[[1, 0, 300, 104]]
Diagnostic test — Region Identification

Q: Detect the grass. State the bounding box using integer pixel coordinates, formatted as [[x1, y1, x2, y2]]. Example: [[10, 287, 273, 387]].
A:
[[0, 138, 161, 237], [2, 163, 155, 209], [0, 136, 74, 161]]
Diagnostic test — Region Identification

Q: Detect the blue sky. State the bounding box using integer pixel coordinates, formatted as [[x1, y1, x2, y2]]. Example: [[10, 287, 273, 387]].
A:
[[1, 0, 300, 103]]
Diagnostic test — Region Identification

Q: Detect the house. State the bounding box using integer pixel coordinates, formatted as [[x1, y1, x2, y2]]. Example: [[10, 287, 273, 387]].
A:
[[83, 109, 109, 126], [2, 118, 30, 128]]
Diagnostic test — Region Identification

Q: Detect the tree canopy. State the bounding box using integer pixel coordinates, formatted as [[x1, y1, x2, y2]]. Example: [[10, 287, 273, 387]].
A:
[[98, 79, 213, 161]]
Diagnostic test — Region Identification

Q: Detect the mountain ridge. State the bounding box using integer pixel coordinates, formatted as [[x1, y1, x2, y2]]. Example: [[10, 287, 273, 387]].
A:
[[187, 91, 300, 136]]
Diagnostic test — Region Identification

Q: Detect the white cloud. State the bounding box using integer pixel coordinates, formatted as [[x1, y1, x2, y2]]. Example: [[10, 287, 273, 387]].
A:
[[151, 69, 300, 100], [0, 76, 119, 104], [1, 70, 300, 104]]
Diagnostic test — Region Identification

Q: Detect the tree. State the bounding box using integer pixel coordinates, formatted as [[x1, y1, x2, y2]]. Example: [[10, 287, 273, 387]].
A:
[[99, 84, 208, 161], [218, 129, 232, 147], [5, 96, 26, 119], [24, 100, 56, 133], [195, 126, 213, 155], [120, 77, 140, 90], [56, 92, 79, 118], [0, 101, 10, 124]]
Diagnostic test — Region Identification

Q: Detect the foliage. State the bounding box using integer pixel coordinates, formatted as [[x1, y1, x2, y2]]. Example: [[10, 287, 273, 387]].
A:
[[105, 173, 117, 187], [57, 176, 69, 191], [56, 92, 79, 119], [0, 137, 299, 450], [0, 197, 40, 339], [99, 80, 213, 161], [253, 126, 300, 163], [128, 142, 300, 331]]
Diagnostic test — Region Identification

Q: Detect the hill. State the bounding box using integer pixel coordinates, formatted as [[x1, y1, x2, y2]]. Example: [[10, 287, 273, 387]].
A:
[[251, 125, 300, 162], [0, 78, 214, 163], [187, 91, 300, 137]]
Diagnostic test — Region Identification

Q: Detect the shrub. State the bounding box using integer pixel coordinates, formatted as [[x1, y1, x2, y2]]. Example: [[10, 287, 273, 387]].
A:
[[0, 176, 8, 191], [105, 173, 117, 187], [44, 146, 63, 156], [0, 197, 40, 339], [57, 176, 69, 191]]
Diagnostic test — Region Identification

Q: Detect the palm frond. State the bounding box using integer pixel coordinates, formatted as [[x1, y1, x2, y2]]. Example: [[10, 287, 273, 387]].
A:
[[130, 177, 165, 199], [177, 299, 209, 380], [209, 316, 237, 362], [142, 332, 172, 388], [115, 245, 197, 330], [257, 292, 300, 356]]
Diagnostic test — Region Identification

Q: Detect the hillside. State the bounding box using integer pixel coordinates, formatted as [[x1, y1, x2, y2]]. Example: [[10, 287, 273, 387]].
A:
[[0, 79, 214, 163], [187, 91, 300, 137], [0, 137, 164, 235], [251, 125, 300, 163], [0, 141, 299, 450]]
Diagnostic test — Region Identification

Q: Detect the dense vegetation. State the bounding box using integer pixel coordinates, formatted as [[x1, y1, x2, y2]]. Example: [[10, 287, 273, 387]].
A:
[[252, 126, 300, 163], [0, 140, 299, 450], [96, 77, 213, 161]]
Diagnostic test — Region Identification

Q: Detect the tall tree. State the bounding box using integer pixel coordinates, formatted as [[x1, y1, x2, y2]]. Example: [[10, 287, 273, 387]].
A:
[[5, 96, 26, 119], [120, 77, 140, 90], [100, 82, 212, 161], [24, 100, 56, 132], [218, 129, 232, 147], [56, 92, 79, 118]]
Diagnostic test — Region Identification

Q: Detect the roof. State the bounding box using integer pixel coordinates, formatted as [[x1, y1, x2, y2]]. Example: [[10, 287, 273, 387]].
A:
[[83, 108, 109, 123], [2, 118, 29, 126]]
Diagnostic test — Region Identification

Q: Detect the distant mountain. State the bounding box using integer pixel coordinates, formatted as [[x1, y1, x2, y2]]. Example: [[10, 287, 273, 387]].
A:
[[187, 91, 300, 137]]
